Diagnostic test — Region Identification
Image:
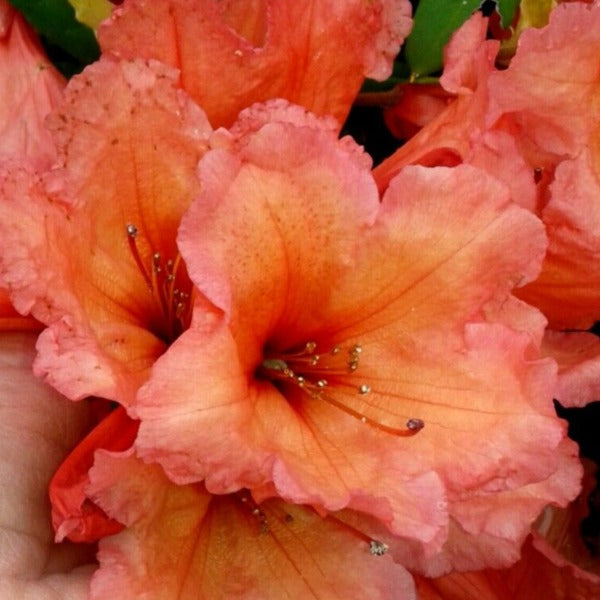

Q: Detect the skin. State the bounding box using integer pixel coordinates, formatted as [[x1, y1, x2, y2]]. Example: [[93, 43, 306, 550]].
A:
[[0, 332, 95, 599]]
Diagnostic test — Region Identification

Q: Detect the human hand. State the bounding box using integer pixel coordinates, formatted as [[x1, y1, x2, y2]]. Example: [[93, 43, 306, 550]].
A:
[[0, 332, 95, 599]]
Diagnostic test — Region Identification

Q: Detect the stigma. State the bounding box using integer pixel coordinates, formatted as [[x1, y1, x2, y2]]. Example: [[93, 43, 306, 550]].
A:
[[260, 341, 424, 437], [126, 223, 193, 342]]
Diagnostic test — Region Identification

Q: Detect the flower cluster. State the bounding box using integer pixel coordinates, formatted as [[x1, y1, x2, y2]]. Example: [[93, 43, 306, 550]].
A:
[[0, 0, 599, 598]]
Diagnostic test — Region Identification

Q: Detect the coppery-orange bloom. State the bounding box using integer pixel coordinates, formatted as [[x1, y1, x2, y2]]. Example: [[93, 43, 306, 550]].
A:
[[129, 100, 580, 570], [98, 0, 413, 129]]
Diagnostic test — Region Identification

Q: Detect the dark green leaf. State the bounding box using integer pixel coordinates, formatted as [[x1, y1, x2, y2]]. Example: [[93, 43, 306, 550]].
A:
[[497, 0, 520, 29], [405, 0, 482, 78], [8, 0, 99, 75]]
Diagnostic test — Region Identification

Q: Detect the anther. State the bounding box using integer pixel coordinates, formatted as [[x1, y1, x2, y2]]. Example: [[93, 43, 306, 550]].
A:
[[369, 540, 389, 556], [406, 418, 425, 432], [358, 384, 371, 395], [126, 223, 138, 237]]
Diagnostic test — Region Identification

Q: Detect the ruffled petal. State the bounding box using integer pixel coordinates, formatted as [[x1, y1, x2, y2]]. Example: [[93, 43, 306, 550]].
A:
[[88, 452, 416, 600], [98, 0, 412, 128], [49, 406, 139, 543], [0, 57, 211, 404]]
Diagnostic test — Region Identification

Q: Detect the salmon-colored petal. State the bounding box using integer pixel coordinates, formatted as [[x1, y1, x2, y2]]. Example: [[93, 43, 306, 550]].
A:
[[332, 402, 581, 575], [88, 452, 417, 600], [98, 0, 412, 128], [543, 331, 600, 408], [383, 83, 452, 141], [49, 406, 139, 543], [0, 57, 211, 404], [0, 13, 65, 168], [517, 149, 600, 329], [179, 101, 378, 362]]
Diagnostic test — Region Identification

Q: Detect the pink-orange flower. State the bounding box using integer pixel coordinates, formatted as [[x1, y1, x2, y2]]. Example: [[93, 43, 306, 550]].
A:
[[84, 451, 417, 599], [0, 57, 212, 405], [129, 100, 580, 570], [98, 0, 412, 128], [414, 533, 599, 600]]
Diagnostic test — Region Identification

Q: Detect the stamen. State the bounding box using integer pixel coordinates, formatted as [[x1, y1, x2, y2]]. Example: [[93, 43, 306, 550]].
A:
[[406, 418, 425, 432], [324, 512, 390, 556], [236, 492, 269, 534], [125, 222, 193, 342], [260, 341, 424, 438], [126, 223, 152, 290]]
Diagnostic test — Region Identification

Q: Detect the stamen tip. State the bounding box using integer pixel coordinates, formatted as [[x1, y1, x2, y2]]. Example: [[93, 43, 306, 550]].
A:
[[369, 540, 388, 556], [406, 418, 424, 432]]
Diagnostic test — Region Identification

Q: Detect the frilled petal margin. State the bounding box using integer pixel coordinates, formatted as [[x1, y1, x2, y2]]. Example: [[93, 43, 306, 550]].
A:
[[0, 57, 211, 405], [87, 451, 416, 600], [130, 102, 572, 561], [98, 0, 412, 128]]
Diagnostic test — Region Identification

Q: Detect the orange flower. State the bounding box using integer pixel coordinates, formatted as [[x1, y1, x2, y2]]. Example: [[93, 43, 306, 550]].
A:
[[98, 0, 413, 128], [129, 100, 579, 568], [0, 57, 211, 404]]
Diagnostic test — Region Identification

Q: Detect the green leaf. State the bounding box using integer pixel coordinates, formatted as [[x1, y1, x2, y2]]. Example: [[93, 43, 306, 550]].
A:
[[497, 0, 520, 28], [405, 0, 482, 78], [8, 0, 99, 74]]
